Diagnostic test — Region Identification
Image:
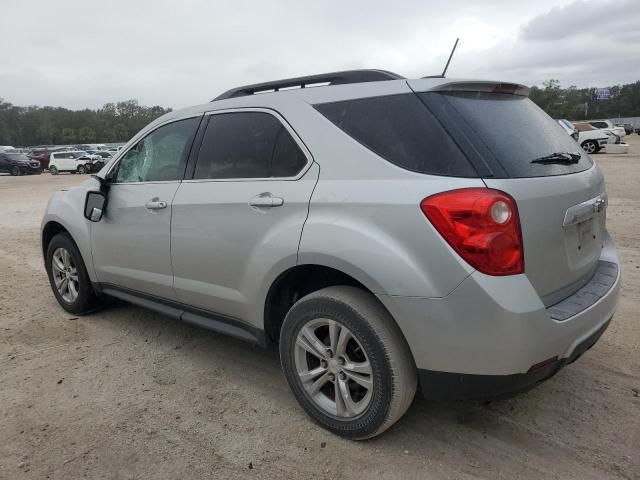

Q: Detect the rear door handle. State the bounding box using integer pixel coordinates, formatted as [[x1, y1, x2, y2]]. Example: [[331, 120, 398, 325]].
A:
[[145, 198, 167, 210], [249, 193, 284, 208]]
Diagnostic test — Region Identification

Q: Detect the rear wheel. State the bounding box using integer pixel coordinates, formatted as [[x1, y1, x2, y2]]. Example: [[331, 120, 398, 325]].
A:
[[49, 165, 59, 175], [280, 286, 416, 439], [77, 165, 87, 174], [581, 140, 598, 154], [45, 233, 101, 314], [10, 166, 21, 176]]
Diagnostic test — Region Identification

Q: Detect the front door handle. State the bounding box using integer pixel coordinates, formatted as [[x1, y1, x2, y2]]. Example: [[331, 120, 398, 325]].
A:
[[145, 198, 167, 210], [249, 193, 284, 208]]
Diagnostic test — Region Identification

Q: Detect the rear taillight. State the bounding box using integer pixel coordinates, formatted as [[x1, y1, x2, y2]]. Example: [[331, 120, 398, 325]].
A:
[[420, 188, 524, 276]]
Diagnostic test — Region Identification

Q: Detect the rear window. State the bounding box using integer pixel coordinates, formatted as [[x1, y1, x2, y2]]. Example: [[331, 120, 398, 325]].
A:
[[315, 94, 477, 177], [420, 92, 593, 178], [193, 112, 307, 180]]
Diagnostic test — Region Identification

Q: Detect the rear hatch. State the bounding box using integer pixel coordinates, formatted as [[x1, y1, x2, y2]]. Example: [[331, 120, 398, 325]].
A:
[[411, 80, 607, 305]]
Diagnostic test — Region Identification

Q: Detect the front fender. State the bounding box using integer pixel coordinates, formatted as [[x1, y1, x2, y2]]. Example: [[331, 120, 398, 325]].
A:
[[41, 178, 99, 281]]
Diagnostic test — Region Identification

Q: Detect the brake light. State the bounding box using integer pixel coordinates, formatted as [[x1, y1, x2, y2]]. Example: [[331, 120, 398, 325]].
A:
[[420, 188, 524, 276]]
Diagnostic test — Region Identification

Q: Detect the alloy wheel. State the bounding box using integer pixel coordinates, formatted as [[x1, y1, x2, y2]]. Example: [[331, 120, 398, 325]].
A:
[[583, 141, 596, 154], [294, 318, 373, 419], [51, 247, 80, 303]]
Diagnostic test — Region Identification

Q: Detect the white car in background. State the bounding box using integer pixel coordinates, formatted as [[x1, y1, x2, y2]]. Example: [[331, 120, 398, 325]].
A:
[[587, 120, 626, 139], [558, 119, 608, 154], [48, 151, 105, 175]]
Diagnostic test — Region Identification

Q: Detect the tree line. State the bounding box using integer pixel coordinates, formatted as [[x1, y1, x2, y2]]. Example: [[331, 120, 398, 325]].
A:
[[2, 79, 640, 147], [0, 99, 171, 147], [529, 79, 640, 121]]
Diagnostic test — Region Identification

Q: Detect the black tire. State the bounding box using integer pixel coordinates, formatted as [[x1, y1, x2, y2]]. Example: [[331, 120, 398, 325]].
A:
[[49, 165, 59, 175], [77, 165, 87, 174], [45, 232, 101, 314], [581, 140, 598, 154], [280, 286, 416, 440], [10, 166, 21, 176]]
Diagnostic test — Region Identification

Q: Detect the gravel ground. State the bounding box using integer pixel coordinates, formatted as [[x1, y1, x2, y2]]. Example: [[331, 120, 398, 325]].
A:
[[1, 137, 639, 480]]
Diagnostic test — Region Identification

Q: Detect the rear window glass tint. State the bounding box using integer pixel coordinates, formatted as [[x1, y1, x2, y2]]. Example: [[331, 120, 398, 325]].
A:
[[422, 92, 593, 178], [315, 94, 477, 177]]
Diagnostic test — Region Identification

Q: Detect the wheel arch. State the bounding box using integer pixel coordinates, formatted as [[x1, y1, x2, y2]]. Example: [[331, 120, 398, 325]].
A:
[[42, 220, 72, 257], [263, 263, 407, 351]]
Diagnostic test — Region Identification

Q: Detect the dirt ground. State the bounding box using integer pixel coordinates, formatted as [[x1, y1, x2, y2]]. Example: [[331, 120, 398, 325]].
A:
[[1, 138, 639, 480]]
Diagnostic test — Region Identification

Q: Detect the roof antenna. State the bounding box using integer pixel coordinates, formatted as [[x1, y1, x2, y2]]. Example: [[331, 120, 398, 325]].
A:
[[441, 37, 459, 78]]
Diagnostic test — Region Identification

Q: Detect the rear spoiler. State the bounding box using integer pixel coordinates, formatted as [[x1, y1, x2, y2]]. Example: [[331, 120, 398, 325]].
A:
[[430, 81, 530, 97]]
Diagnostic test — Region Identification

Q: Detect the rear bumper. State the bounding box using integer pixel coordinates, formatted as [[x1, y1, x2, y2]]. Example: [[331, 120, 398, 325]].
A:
[[417, 318, 610, 401], [377, 231, 620, 397]]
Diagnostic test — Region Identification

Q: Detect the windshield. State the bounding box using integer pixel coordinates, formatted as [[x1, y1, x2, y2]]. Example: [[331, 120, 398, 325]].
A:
[[419, 92, 593, 178]]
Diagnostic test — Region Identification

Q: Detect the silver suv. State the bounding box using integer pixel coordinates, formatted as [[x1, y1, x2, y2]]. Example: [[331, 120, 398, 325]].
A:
[[42, 70, 620, 439]]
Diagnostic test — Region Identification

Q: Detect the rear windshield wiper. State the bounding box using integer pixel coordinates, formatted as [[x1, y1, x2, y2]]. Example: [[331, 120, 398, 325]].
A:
[[530, 152, 582, 165]]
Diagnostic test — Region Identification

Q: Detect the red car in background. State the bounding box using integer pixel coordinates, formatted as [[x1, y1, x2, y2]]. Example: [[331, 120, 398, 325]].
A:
[[28, 148, 54, 169]]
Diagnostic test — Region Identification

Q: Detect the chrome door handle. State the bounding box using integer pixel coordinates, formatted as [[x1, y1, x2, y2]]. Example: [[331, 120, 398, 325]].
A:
[[249, 193, 284, 208], [145, 199, 167, 210]]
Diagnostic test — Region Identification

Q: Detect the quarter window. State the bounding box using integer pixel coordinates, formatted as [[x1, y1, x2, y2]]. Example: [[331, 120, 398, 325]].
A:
[[115, 117, 199, 183], [315, 94, 477, 177], [193, 112, 307, 180]]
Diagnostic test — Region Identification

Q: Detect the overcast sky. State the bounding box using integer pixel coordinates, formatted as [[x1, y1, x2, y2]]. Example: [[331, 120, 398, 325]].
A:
[[2, 0, 639, 110]]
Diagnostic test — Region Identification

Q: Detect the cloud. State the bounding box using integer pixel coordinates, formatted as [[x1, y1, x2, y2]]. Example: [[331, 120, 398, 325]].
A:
[[521, 0, 640, 41], [1, 0, 637, 109], [453, 0, 640, 88]]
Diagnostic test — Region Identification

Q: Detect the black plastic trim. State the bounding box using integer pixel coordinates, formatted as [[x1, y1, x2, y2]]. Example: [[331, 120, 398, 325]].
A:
[[213, 69, 404, 101], [418, 318, 611, 401], [547, 261, 618, 321], [97, 283, 265, 346]]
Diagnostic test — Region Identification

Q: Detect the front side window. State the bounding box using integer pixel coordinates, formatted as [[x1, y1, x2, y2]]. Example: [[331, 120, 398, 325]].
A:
[[115, 117, 199, 183], [193, 112, 307, 180]]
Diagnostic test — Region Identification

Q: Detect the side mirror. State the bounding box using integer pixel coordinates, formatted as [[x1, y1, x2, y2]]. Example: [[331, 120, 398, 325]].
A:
[[84, 191, 107, 222]]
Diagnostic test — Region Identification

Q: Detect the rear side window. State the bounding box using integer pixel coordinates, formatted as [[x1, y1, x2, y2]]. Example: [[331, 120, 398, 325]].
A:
[[193, 112, 307, 179], [420, 92, 593, 178], [314, 94, 477, 177]]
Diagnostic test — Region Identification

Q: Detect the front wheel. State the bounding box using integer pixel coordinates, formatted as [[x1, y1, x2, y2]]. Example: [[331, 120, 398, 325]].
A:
[[49, 165, 59, 175], [280, 286, 417, 440], [77, 165, 87, 174], [10, 166, 21, 176], [45, 233, 101, 314], [581, 140, 598, 154]]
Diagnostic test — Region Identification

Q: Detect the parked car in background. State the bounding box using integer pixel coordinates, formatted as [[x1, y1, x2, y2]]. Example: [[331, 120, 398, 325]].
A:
[[48, 151, 105, 175], [42, 71, 620, 439], [0, 152, 41, 175], [29, 148, 56, 169], [584, 120, 626, 139], [557, 119, 579, 141], [85, 150, 113, 159], [615, 123, 634, 135], [76, 144, 108, 151], [0, 146, 16, 152], [574, 122, 620, 149]]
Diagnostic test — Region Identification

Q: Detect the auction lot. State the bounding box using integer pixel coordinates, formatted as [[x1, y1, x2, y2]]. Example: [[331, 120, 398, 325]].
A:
[[1, 139, 639, 479]]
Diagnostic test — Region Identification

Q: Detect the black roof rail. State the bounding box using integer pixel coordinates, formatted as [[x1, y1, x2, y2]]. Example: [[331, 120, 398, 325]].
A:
[[212, 69, 404, 101]]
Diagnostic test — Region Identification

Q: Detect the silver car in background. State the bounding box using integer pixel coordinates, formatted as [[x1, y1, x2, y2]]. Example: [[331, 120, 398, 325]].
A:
[[41, 70, 620, 439]]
